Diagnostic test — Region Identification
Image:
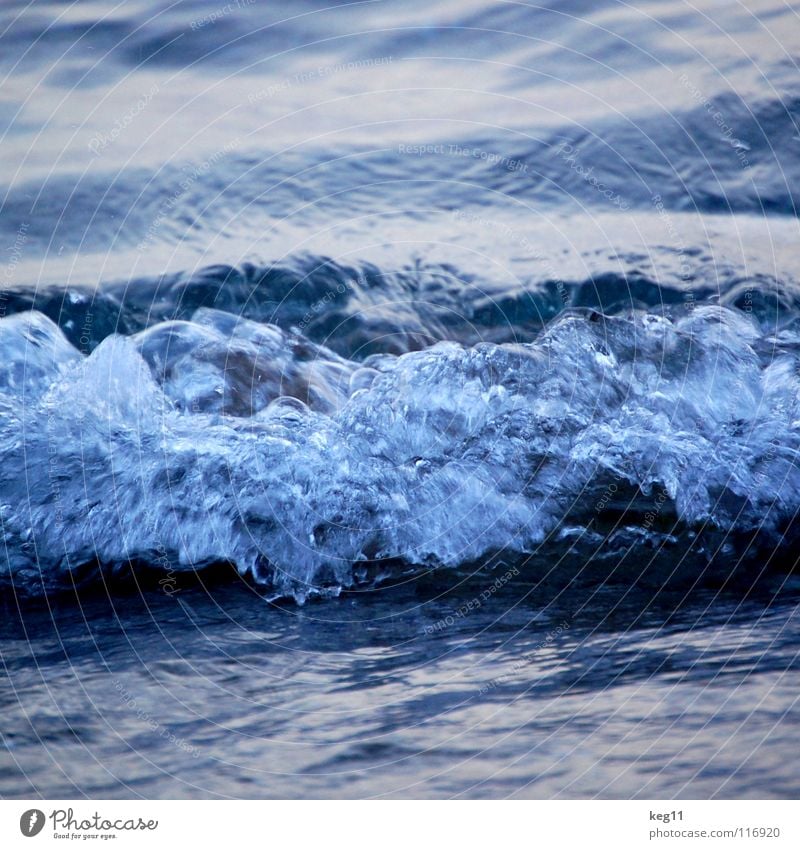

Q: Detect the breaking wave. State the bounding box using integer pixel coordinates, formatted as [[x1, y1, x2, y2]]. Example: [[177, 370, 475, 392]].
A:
[[2, 295, 799, 601]]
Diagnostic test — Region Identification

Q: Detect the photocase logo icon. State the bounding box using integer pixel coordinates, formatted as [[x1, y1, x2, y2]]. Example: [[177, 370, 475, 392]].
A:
[[19, 809, 45, 837]]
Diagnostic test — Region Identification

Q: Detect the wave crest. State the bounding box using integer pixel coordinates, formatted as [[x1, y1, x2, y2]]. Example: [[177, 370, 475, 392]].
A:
[[1, 303, 799, 600]]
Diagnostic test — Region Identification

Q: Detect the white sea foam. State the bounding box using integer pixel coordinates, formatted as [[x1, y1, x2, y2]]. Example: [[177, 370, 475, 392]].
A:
[[1, 304, 798, 599]]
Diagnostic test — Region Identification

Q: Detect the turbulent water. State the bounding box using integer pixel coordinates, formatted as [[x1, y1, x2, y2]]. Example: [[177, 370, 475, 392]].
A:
[[1, 0, 800, 798], [3, 298, 800, 601]]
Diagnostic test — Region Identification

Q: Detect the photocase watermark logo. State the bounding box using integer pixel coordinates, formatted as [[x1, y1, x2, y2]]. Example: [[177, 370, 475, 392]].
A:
[[15, 808, 160, 836], [19, 809, 45, 837]]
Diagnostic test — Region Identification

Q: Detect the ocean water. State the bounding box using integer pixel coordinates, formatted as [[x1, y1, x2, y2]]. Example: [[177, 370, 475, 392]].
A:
[[1, 0, 800, 798]]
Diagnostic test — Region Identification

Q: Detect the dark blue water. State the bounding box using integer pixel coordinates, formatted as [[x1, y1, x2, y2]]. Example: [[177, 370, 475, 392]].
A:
[[1, 0, 800, 798]]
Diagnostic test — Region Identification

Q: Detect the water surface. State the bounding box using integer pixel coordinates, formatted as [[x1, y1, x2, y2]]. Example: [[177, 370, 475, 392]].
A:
[[2, 0, 800, 798]]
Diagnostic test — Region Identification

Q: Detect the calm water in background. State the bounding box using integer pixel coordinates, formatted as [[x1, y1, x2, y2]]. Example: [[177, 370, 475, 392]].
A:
[[2, 0, 800, 798]]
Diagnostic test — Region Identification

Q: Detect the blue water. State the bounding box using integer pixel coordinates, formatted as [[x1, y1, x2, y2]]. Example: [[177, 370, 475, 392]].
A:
[[1, 0, 800, 798]]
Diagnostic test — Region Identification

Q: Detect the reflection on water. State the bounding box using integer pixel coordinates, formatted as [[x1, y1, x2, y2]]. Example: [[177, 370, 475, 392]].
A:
[[1, 576, 798, 798]]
